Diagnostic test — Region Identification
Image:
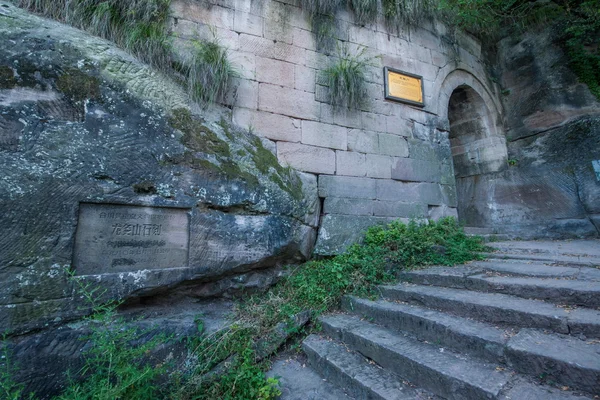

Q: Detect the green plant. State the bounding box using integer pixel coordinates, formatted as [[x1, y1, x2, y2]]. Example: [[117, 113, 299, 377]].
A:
[[0, 335, 31, 400], [58, 276, 169, 400], [186, 36, 236, 105], [324, 45, 373, 110], [16, 0, 243, 105], [508, 158, 518, 166], [16, 0, 173, 70]]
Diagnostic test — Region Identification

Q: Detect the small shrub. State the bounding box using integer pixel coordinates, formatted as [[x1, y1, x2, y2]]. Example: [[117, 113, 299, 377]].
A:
[[298, 0, 344, 52], [324, 45, 373, 110], [186, 37, 236, 105]]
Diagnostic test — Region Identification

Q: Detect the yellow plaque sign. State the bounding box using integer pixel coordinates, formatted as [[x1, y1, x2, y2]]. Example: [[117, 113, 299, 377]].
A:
[[384, 67, 424, 107]]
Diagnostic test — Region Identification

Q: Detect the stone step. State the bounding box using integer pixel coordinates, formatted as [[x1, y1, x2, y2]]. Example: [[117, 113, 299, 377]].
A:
[[471, 261, 589, 278], [488, 240, 600, 259], [380, 283, 600, 338], [399, 267, 600, 307], [302, 334, 439, 400], [505, 329, 600, 395], [341, 295, 507, 363], [342, 296, 600, 394], [483, 252, 600, 268], [499, 378, 594, 400], [320, 313, 511, 400]]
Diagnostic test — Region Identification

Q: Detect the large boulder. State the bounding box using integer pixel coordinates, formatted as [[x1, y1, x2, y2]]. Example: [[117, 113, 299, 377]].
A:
[[0, 3, 319, 336]]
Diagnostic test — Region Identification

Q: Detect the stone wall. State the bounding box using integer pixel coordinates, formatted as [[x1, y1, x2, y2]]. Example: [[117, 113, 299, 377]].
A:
[[169, 0, 504, 253]]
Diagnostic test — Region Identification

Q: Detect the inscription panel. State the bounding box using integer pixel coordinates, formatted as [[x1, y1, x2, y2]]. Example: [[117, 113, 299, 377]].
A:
[[384, 67, 424, 107], [73, 203, 190, 275]]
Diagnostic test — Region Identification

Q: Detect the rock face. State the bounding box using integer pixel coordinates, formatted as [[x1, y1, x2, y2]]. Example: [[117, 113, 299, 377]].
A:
[[0, 3, 319, 336], [454, 29, 600, 238]]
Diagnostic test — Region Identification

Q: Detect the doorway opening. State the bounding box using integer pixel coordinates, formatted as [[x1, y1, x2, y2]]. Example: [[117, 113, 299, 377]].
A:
[[447, 85, 507, 226]]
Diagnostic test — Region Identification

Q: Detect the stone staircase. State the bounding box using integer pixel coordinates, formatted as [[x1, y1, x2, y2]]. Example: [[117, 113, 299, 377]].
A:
[[302, 241, 600, 399]]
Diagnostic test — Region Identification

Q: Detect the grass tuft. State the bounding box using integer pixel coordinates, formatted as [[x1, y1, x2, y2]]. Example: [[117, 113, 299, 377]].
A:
[[349, 0, 379, 25], [324, 45, 373, 110], [382, 0, 437, 30], [185, 37, 236, 105]]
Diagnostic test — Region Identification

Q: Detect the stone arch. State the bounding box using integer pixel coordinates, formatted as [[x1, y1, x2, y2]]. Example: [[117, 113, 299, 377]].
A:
[[436, 68, 508, 226]]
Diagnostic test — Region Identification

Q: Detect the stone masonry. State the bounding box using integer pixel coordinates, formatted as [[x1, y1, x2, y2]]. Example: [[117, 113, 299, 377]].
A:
[[169, 0, 506, 254]]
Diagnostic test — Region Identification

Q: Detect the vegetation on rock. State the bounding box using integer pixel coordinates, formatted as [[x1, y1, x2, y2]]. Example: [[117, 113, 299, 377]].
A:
[[14, 0, 236, 105]]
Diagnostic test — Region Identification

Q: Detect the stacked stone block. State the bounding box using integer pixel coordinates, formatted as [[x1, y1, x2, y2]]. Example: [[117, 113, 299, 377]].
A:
[[170, 0, 499, 254]]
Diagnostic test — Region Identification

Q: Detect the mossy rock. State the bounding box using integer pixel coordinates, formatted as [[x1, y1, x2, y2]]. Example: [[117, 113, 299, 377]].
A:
[[0, 65, 16, 89], [56, 68, 101, 102]]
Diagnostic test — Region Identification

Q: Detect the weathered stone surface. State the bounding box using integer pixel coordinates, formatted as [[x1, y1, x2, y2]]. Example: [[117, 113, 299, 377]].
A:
[[380, 284, 572, 334], [324, 197, 373, 216], [0, 4, 318, 336], [454, 28, 600, 239], [303, 334, 438, 400], [391, 157, 440, 183], [506, 329, 600, 395], [319, 176, 377, 200], [320, 314, 511, 400], [336, 151, 367, 177], [267, 353, 354, 400], [277, 141, 336, 174], [314, 215, 390, 255], [341, 296, 507, 363]]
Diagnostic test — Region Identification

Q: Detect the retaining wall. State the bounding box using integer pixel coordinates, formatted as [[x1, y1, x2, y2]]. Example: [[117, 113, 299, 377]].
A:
[[170, 0, 504, 253]]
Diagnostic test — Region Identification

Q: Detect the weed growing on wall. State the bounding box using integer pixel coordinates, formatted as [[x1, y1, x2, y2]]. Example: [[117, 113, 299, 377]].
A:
[[16, 0, 172, 70], [185, 37, 237, 105], [350, 0, 379, 25], [382, 0, 437, 30], [324, 45, 373, 110]]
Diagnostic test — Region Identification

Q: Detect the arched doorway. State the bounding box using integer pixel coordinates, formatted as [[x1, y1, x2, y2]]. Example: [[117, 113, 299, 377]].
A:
[[447, 85, 507, 226]]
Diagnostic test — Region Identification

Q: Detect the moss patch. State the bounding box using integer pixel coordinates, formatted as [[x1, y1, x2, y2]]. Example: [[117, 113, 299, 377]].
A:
[[0, 66, 16, 89], [56, 68, 101, 102], [170, 108, 231, 158]]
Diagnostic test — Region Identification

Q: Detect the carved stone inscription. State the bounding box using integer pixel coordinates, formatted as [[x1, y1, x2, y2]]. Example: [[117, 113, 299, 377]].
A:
[[73, 203, 190, 275]]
